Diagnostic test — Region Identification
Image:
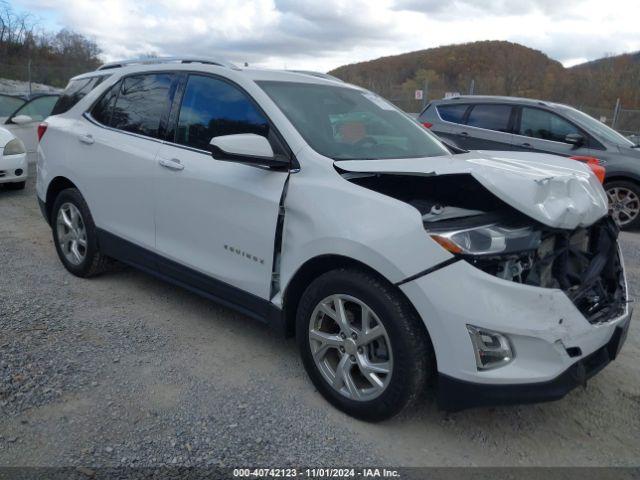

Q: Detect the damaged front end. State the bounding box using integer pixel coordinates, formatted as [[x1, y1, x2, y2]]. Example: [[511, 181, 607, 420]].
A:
[[346, 171, 627, 325], [451, 218, 625, 324]]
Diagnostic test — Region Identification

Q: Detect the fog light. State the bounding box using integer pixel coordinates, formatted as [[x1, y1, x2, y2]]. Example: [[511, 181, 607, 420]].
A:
[[466, 325, 514, 370], [15, 169, 23, 176]]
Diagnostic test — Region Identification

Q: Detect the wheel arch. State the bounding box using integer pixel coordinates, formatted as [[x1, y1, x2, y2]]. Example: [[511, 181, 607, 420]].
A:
[[604, 173, 640, 185], [45, 176, 79, 224], [280, 254, 435, 357]]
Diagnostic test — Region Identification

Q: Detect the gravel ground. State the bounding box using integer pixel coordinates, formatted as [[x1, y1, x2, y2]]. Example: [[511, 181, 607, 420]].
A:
[[1, 176, 639, 468]]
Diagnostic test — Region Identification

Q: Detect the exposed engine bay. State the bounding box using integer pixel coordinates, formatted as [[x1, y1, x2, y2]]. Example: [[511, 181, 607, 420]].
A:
[[344, 171, 627, 324]]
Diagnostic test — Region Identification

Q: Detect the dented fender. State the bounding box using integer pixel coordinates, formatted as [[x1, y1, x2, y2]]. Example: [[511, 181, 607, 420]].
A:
[[277, 158, 453, 298]]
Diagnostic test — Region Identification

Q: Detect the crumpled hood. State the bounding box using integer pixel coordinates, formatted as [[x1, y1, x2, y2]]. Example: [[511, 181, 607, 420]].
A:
[[335, 150, 608, 230]]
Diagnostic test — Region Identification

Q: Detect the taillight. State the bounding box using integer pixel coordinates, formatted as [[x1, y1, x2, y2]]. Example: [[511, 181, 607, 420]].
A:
[[422, 122, 433, 129], [570, 155, 605, 184], [37, 122, 48, 142]]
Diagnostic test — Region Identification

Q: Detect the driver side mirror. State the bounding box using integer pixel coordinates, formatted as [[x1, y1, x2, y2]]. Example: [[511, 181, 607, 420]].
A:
[[11, 114, 34, 125], [565, 133, 584, 147], [209, 134, 289, 170]]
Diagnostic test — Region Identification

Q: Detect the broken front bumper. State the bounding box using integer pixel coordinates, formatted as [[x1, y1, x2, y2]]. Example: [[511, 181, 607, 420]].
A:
[[437, 310, 631, 411], [399, 258, 631, 410]]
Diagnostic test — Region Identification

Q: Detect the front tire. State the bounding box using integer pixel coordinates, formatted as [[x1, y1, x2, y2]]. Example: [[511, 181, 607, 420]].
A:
[[605, 180, 640, 230], [51, 188, 109, 277], [296, 268, 434, 421]]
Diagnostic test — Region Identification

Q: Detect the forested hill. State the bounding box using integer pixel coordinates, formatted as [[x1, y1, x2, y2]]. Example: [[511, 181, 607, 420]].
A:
[[329, 40, 640, 110], [0, 2, 101, 87]]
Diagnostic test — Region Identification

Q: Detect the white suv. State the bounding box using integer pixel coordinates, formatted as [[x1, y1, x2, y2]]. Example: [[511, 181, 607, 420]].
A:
[[36, 57, 631, 420]]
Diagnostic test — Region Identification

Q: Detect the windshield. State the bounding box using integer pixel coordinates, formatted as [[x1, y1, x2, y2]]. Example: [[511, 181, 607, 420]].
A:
[[557, 105, 635, 147], [258, 81, 449, 160]]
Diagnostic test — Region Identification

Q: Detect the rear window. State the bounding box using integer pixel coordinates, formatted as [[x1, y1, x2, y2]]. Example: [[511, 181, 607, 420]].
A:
[[436, 104, 468, 124], [466, 104, 512, 132], [51, 76, 108, 115]]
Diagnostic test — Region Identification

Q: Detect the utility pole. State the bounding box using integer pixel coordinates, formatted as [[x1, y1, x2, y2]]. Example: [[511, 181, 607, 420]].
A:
[[612, 98, 621, 130], [469, 78, 475, 95], [423, 78, 429, 109], [28, 58, 32, 99]]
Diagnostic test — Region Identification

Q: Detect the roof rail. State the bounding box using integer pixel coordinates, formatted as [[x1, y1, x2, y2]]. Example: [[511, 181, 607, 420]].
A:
[[97, 56, 238, 71], [288, 70, 344, 82]]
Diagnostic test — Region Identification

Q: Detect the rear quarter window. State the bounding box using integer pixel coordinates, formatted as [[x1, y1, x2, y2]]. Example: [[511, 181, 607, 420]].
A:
[[51, 76, 108, 115], [436, 104, 469, 124]]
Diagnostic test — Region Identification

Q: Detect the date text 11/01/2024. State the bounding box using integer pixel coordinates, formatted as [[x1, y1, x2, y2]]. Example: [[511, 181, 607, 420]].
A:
[[232, 468, 401, 478]]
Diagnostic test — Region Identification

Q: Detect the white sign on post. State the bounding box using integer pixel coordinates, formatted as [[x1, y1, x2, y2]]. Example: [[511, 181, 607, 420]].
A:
[[414, 90, 423, 100], [444, 92, 461, 99]]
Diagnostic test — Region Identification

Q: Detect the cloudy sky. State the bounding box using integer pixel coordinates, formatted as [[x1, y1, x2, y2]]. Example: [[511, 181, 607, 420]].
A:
[[11, 0, 640, 71]]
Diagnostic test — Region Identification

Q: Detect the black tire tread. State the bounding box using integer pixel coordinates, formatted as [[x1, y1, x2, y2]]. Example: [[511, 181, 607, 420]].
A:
[[296, 267, 435, 421], [51, 188, 109, 278]]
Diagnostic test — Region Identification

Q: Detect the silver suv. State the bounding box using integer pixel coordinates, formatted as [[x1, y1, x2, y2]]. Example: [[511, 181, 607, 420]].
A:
[[419, 96, 640, 229]]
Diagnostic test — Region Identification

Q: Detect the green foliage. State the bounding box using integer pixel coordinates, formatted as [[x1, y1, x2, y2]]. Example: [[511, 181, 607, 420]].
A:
[[0, 1, 101, 88]]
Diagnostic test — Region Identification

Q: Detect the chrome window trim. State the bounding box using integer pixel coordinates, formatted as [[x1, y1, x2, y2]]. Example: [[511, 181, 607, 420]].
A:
[[83, 112, 164, 145]]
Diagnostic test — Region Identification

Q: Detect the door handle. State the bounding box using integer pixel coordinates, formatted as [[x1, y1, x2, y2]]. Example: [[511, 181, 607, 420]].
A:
[[158, 158, 184, 171], [78, 133, 94, 145], [460, 131, 469, 136], [521, 142, 532, 148]]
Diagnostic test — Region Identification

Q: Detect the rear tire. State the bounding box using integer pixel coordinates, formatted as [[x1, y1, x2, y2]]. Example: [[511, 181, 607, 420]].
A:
[[51, 188, 109, 277], [605, 180, 640, 230], [296, 268, 434, 421]]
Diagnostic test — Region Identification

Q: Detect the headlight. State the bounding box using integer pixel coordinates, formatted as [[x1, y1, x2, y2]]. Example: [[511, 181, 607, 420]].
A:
[[3, 138, 26, 156], [430, 224, 541, 255], [467, 325, 514, 370]]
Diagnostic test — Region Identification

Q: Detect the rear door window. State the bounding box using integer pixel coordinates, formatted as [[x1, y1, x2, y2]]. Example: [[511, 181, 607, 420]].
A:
[[109, 73, 175, 138], [436, 104, 469, 124], [466, 104, 512, 132], [519, 107, 582, 143], [51, 76, 108, 115], [175, 74, 269, 150]]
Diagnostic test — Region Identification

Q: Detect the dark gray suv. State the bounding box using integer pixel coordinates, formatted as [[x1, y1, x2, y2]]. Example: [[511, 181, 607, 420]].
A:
[[419, 96, 640, 229]]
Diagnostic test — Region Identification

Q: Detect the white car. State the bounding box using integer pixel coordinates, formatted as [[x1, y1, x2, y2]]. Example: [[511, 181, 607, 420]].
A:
[[0, 125, 27, 189], [36, 57, 631, 420]]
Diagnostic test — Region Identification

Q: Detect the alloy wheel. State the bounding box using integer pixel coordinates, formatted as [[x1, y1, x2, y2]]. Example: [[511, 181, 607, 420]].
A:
[[607, 186, 640, 227], [56, 202, 88, 265], [308, 294, 393, 401]]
